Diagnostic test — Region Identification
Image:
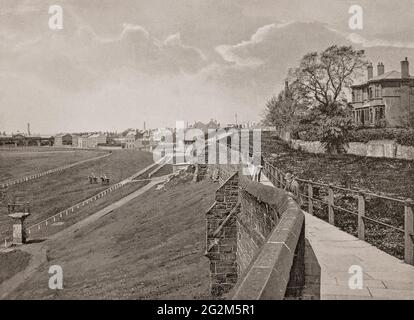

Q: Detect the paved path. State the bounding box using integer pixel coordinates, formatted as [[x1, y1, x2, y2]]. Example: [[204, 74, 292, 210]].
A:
[[259, 170, 414, 300], [305, 212, 414, 300]]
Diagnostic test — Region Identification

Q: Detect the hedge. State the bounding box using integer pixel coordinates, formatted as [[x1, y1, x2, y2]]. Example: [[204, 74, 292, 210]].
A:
[[348, 128, 414, 146], [292, 126, 414, 147]]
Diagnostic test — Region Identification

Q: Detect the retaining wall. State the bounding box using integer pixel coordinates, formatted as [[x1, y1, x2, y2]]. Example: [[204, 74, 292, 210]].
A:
[[289, 138, 414, 160], [276, 128, 414, 160], [205, 167, 307, 299]]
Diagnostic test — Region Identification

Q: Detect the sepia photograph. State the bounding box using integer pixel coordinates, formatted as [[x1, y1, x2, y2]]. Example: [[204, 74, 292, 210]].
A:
[[0, 0, 413, 309]]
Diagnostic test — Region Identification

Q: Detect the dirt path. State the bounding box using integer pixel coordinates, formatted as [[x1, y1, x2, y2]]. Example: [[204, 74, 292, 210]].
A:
[[0, 176, 167, 299]]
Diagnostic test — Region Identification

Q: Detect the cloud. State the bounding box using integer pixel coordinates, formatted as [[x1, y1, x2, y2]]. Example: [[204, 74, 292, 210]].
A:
[[215, 22, 297, 68], [347, 33, 414, 49], [215, 23, 276, 67], [0, 22, 209, 93]]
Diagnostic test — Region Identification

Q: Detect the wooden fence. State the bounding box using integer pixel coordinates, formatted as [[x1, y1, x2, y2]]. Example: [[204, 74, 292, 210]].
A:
[[263, 160, 414, 265]]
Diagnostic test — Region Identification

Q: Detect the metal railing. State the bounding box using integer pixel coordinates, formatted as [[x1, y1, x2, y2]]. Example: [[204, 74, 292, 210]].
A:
[[262, 160, 414, 265]]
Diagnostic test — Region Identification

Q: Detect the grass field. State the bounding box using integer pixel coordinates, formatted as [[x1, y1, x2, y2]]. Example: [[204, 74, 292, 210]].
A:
[[0, 148, 104, 183], [7, 178, 216, 299], [0, 250, 31, 284], [0, 150, 154, 241]]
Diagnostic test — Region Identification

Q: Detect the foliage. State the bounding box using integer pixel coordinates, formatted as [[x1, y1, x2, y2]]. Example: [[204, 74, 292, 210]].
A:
[[348, 128, 414, 146], [293, 126, 414, 147], [262, 88, 306, 130], [288, 45, 367, 112], [284, 45, 367, 153]]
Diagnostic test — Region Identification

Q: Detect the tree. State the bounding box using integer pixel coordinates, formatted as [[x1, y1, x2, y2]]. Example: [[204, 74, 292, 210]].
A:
[[262, 84, 307, 130], [289, 45, 367, 114], [289, 45, 367, 153]]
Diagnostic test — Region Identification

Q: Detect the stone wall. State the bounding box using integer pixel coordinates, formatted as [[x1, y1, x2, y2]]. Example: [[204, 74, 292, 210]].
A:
[[205, 172, 240, 296], [289, 138, 414, 160], [396, 144, 414, 160], [205, 167, 307, 299], [232, 196, 305, 300], [237, 186, 283, 276]]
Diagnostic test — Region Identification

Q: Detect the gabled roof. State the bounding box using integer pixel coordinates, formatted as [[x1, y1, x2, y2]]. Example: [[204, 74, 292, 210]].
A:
[[89, 133, 104, 138], [352, 70, 414, 87], [371, 70, 402, 81]]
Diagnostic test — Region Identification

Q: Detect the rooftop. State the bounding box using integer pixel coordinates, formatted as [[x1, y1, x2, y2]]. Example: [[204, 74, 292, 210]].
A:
[[352, 70, 413, 87]]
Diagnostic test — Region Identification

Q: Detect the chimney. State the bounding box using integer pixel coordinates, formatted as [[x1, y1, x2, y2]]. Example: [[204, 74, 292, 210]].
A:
[[401, 57, 410, 79], [27, 123, 31, 136], [377, 62, 385, 76], [284, 80, 290, 99], [367, 63, 373, 80]]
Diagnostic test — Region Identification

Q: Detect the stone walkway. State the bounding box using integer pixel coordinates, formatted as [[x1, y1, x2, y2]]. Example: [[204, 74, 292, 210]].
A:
[[259, 170, 414, 300], [305, 212, 414, 300]]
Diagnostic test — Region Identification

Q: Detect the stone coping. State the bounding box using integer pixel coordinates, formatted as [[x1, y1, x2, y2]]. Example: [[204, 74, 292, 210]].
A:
[[232, 197, 304, 300], [239, 176, 289, 213]]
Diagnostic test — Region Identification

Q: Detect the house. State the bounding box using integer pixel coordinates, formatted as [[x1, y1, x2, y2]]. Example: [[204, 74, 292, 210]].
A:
[[125, 131, 136, 149], [190, 119, 220, 133], [77, 133, 106, 149], [71, 134, 79, 147], [351, 58, 414, 127], [124, 130, 155, 150], [54, 134, 72, 146]]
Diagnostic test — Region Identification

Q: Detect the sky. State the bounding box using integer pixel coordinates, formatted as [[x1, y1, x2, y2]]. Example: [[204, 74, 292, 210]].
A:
[[0, 0, 414, 134]]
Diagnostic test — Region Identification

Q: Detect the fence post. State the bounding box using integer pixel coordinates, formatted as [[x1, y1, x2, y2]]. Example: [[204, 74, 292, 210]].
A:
[[273, 168, 278, 187], [308, 183, 313, 215], [279, 171, 284, 189], [404, 198, 414, 265], [358, 192, 365, 241], [328, 185, 335, 225]]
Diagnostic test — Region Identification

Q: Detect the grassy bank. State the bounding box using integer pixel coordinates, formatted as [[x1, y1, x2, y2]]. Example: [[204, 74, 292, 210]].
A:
[[0, 150, 154, 241], [262, 132, 413, 259], [7, 178, 216, 299]]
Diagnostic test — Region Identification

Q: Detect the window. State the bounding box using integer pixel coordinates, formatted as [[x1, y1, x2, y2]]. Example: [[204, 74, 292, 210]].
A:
[[378, 106, 385, 119], [375, 86, 381, 98]]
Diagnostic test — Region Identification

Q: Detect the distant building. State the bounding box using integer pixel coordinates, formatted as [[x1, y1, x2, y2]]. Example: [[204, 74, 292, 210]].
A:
[[125, 131, 136, 149], [0, 134, 53, 146], [71, 134, 79, 147], [77, 133, 106, 149], [124, 130, 154, 150], [54, 134, 73, 146], [190, 119, 220, 133], [351, 58, 414, 127]]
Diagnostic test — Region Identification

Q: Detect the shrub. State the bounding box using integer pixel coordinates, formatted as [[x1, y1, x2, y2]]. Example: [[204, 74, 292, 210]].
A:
[[292, 124, 322, 141], [348, 128, 414, 146]]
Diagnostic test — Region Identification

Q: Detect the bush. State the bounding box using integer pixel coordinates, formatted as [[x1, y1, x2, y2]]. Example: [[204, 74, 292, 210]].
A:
[[348, 128, 414, 146], [292, 124, 322, 141]]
